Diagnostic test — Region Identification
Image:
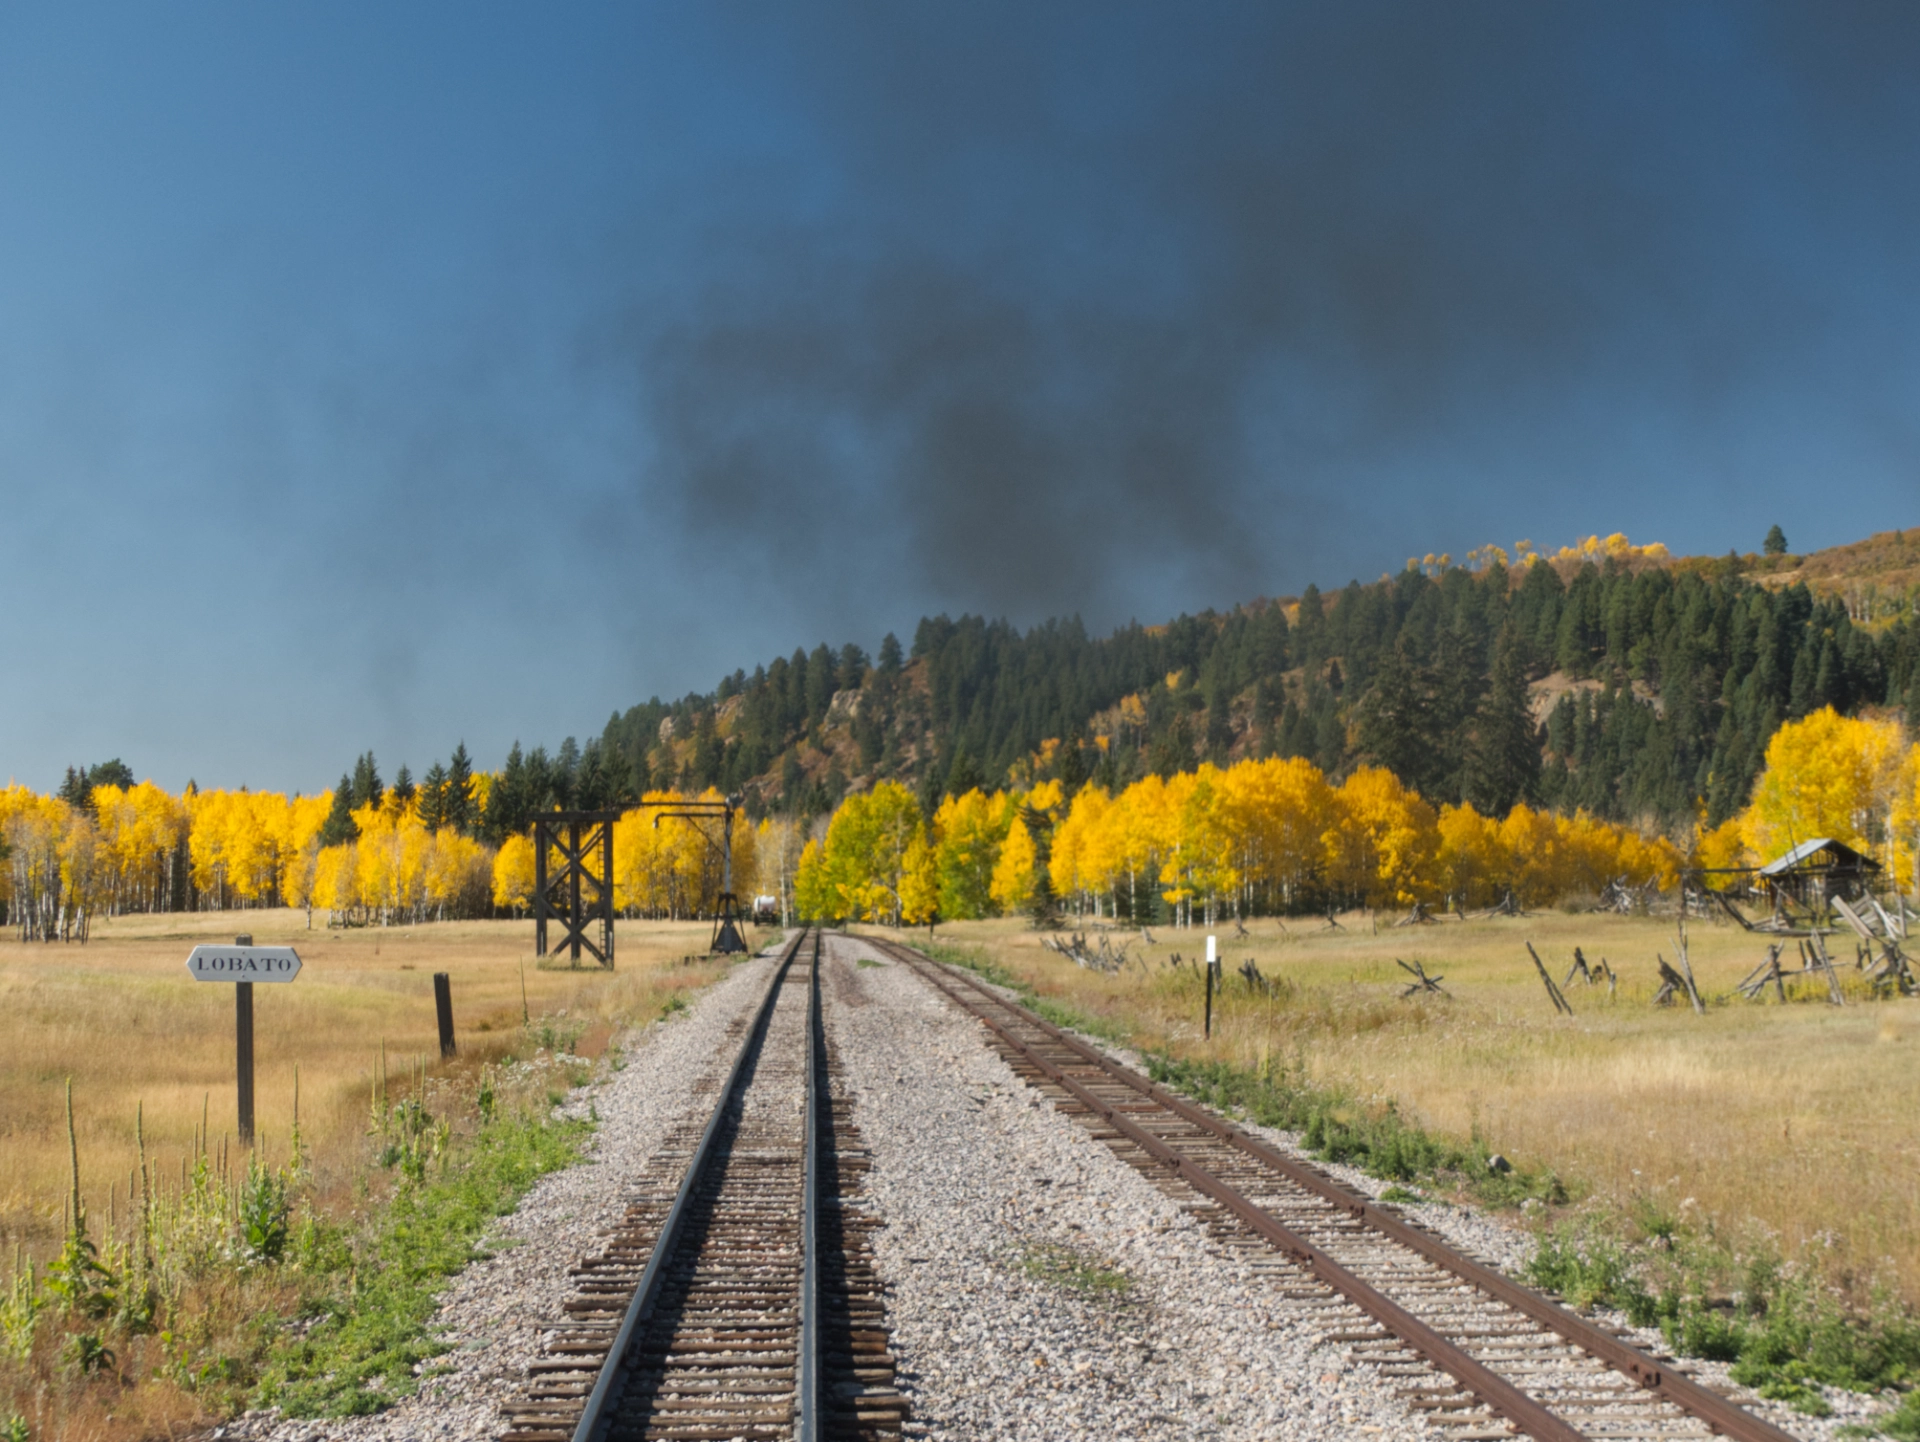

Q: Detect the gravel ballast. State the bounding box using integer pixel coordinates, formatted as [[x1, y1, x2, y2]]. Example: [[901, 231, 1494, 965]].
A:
[[221, 928, 1861, 1442], [231, 948, 783, 1442], [827, 934, 1424, 1442], [861, 941, 1851, 1442]]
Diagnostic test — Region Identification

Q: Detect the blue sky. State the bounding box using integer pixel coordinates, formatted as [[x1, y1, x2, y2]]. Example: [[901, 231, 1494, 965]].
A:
[[2, 3, 1915, 792]]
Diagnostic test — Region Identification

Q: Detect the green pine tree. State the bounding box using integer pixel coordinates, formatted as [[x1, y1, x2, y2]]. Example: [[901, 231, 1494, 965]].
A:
[[445, 743, 476, 834], [417, 761, 450, 831], [1462, 631, 1541, 816], [481, 743, 528, 844], [945, 749, 984, 798], [317, 774, 359, 847], [350, 752, 383, 812]]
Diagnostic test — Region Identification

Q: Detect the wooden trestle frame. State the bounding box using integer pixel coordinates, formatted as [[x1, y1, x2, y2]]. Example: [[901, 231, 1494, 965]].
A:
[[534, 810, 621, 968]]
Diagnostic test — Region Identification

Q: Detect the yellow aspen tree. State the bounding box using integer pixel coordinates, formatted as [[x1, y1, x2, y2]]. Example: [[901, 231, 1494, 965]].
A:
[[1115, 773, 1175, 921], [989, 816, 1038, 915], [1218, 757, 1335, 912], [752, 815, 806, 921], [1494, 804, 1569, 907], [933, 789, 1009, 919], [1328, 766, 1439, 908], [1048, 784, 1113, 915], [1693, 813, 1750, 874], [282, 792, 333, 921], [794, 838, 831, 920], [730, 811, 759, 909], [1435, 802, 1501, 911], [899, 827, 940, 925], [1891, 744, 1920, 895], [1025, 778, 1065, 818], [312, 842, 359, 918], [492, 834, 536, 914], [1741, 707, 1905, 861], [612, 792, 687, 917], [808, 781, 921, 922], [7, 793, 74, 939], [89, 783, 134, 913], [1617, 825, 1681, 890], [58, 808, 104, 938], [1160, 767, 1239, 926], [186, 789, 235, 906], [611, 809, 654, 915], [424, 831, 492, 918]]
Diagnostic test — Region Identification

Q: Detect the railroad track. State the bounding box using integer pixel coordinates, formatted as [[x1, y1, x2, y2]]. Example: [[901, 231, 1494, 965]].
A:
[[868, 935, 1800, 1442], [501, 930, 905, 1442]]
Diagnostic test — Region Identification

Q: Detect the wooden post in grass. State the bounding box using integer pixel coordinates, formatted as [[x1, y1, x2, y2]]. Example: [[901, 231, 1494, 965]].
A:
[[1526, 941, 1574, 1015], [434, 973, 457, 1058], [236, 979, 254, 1143]]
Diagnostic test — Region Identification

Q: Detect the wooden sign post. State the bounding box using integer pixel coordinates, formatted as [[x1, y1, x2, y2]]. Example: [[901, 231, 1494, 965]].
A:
[[186, 936, 302, 1145]]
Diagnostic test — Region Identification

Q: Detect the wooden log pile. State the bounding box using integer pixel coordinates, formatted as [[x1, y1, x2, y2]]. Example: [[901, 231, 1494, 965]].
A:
[[1599, 876, 1659, 915], [1652, 953, 1704, 1012], [1396, 958, 1448, 998], [1477, 890, 1524, 919], [1562, 946, 1617, 996], [1734, 943, 1791, 1003], [1239, 957, 1279, 996], [1042, 929, 1130, 974], [1831, 897, 1915, 995]]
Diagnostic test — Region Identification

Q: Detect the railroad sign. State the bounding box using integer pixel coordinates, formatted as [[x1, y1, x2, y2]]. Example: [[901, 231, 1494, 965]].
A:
[[185, 944, 302, 982], [186, 936, 300, 1146]]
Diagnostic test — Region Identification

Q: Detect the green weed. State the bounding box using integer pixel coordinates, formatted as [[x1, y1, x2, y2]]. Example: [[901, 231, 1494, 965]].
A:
[[1017, 1242, 1133, 1299], [239, 1156, 292, 1264], [1883, 1389, 1920, 1439], [1143, 1051, 1565, 1206], [257, 1109, 588, 1416], [1526, 1226, 1654, 1319], [1525, 1219, 1920, 1414], [920, 941, 1126, 1041]]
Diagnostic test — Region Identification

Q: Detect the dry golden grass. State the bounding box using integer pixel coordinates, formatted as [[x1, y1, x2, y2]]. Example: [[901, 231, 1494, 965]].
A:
[[904, 909, 1920, 1304], [0, 909, 748, 1265]]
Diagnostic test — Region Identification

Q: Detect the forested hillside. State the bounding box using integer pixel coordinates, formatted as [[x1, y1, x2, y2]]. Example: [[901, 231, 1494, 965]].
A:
[[582, 529, 1920, 835]]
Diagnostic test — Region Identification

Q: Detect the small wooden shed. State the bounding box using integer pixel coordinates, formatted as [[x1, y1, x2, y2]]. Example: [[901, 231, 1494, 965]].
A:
[[1757, 837, 1882, 910]]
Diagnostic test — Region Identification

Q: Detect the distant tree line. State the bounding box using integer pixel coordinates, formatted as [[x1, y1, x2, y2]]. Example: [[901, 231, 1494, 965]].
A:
[[594, 549, 1920, 833]]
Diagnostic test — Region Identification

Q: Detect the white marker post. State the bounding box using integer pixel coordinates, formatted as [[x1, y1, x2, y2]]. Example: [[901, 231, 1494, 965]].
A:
[[186, 937, 301, 1145]]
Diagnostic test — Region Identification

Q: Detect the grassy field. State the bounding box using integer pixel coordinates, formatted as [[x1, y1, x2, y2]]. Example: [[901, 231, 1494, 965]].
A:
[[0, 910, 746, 1267], [894, 909, 1920, 1308]]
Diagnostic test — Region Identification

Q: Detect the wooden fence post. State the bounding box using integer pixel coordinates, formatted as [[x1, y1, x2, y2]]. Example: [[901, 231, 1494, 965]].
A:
[[434, 973, 456, 1058]]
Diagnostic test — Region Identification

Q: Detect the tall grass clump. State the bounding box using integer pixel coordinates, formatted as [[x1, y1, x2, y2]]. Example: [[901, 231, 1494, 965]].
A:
[[0, 1024, 599, 1440]]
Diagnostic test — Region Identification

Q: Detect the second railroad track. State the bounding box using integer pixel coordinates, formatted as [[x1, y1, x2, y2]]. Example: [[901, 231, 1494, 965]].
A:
[[867, 933, 1801, 1442]]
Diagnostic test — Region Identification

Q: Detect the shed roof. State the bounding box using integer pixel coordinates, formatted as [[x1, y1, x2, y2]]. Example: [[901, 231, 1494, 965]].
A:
[[1758, 837, 1881, 877]]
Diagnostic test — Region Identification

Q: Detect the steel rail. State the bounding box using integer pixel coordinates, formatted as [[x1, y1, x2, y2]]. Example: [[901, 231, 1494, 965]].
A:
[[880, 941, 1584, 1442], [570, 928, 810, 1442], [880, 937, 1800, 1442], [796, 928, 823, 1442]]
